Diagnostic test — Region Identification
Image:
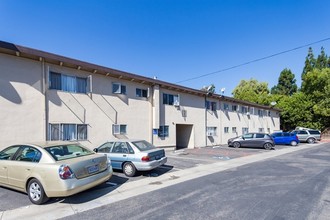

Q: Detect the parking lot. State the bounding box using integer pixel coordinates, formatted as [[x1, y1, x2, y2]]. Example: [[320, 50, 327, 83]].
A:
[[99, 143, 306, 184], [0, 143, 314, 212]]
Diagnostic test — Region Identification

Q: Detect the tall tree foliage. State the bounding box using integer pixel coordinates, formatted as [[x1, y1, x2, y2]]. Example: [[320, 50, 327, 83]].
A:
[[232, 78, 270, 105], [271, 68, 297, 96], [231, 47, 330, 131]]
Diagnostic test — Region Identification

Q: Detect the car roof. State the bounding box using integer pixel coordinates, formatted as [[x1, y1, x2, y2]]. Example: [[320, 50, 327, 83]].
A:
[[105, 139, 143, 142], [21, 141, 80, 148]]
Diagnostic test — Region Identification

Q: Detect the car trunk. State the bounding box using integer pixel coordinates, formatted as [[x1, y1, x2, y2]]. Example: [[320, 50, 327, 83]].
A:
[[145, 149, 165, 161], [60, 154, 108, 179]]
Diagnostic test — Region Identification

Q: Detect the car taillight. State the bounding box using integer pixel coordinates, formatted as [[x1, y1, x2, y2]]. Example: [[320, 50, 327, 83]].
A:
[[59, 165, 75, 179], [141, 156, 150, 162]]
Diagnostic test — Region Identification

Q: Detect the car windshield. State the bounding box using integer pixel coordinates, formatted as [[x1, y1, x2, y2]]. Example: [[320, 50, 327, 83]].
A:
[[45, 144, 94, 161], [131, 140, 155, 151]]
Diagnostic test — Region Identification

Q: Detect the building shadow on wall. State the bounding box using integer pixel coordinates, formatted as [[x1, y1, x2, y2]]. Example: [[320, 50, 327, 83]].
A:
[[0, 80, 22, 104]]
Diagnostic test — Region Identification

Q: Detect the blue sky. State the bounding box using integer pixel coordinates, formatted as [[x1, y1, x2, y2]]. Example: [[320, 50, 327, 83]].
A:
[[1, 0, 330, 96]]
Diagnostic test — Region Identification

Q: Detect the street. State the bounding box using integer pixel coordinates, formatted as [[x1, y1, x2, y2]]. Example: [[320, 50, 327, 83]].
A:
[[1, 143, 330, 219], [63, 143, 330, 220]]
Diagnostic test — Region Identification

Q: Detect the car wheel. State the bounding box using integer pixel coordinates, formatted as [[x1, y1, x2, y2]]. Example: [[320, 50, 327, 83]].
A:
[[27, 178, 49, 205], [263, 143, 273, 150], [233, 142, 241, 148], [123, 162, 136, 177], [290, 141, 298, 146], [307, 138, 315, 144]]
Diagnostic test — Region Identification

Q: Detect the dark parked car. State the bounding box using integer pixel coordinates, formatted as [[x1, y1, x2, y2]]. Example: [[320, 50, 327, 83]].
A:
[[291, 128, 321, 144], [271, 132, 300, 146], [227, 133, 275, 150]]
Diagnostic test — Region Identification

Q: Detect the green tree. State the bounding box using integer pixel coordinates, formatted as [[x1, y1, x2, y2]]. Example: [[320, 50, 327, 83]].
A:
[[232, 78, 270, 105], [303, 68, 330, 129], [274, 93, 321, 130], [271, 68, 297, 96], [315, 47, 328, 69], [301, 47, 316, 91]]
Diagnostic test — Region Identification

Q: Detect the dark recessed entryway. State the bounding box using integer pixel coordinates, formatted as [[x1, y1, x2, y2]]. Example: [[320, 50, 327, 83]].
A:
[[176, 124, 194, 150]]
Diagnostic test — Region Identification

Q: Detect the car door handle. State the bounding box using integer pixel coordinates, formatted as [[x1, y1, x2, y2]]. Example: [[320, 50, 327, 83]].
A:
[[26, 168, 31, 171], [123, 155, 127, 157]]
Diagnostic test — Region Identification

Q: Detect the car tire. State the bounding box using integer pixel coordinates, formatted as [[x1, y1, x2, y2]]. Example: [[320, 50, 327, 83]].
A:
[[27, 178, 49, 205], [123, 162, 136, 177], [307, 138, 315, 144], [290, 141, 298, 146], [233, 142, 241, 148], [263, 143, 273, 150]]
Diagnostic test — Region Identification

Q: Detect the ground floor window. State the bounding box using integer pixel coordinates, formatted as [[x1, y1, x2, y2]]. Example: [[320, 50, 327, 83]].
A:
[[224, 127, 229, 133], [49, 123, 88, 141], [259, 128, 264, 133], [158, 125, 169, 137], [242, 127, 249, 134], [232, 127, 237, 133], [113, 124, 127, 135], [206, 127, 217, 136]]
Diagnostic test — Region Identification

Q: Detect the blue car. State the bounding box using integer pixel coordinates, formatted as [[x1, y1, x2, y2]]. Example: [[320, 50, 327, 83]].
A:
[[271, 132, 300, 146]]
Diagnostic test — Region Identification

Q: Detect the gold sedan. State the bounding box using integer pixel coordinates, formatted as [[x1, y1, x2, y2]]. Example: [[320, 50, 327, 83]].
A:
[[0, 141, 113, 204]]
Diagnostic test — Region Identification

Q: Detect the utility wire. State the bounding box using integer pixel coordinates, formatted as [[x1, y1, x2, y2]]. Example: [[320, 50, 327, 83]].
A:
[[176, 37, 330, 84]]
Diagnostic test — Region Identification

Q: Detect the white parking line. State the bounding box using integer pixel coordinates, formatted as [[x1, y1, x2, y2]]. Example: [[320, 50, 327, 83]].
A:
[[105, 182, 118, 186]]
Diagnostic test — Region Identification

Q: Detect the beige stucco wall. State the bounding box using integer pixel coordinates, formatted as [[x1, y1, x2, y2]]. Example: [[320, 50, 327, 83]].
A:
[[220, 101, 280, 144], [0, 54, 46, 149], [0, 52, 280, 150], [155, 89, 206, 148], [47, 65, 152, 148]]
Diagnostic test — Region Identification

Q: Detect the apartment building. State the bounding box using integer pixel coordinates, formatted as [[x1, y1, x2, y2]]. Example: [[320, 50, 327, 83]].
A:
[[0, 41, 280, 150]]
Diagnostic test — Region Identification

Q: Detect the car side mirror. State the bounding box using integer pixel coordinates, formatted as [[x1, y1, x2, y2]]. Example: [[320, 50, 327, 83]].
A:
[[242, 137, 245, 140], [93, 148, 98, 153]]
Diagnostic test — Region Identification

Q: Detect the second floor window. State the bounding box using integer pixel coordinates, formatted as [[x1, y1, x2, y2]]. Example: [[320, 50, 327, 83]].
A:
[[163, 93, 179, 105], [206, 101, 217, 111], [241, 106, 248, 114], [136, 88, 148, 98], [49, 72, 87, 93], [113, 83, 127, 94]]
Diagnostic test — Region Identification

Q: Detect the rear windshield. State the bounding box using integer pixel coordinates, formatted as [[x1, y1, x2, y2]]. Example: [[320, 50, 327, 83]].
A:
[[45, 144, 94, 161], [131, 140, 155, 151]]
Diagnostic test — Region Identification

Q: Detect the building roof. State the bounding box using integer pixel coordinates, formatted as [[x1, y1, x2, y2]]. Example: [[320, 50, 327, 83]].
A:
[[0, 40, 280, 111]]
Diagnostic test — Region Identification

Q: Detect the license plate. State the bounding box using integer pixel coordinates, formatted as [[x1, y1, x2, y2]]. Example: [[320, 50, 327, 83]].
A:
[[88, 164, 99, 174]]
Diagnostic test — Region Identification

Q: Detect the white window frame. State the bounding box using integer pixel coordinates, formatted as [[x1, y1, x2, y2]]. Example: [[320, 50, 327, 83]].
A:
[[112, 83, 127, 94], [224, 127, 229, 133], [113, 124, 127, 135]]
